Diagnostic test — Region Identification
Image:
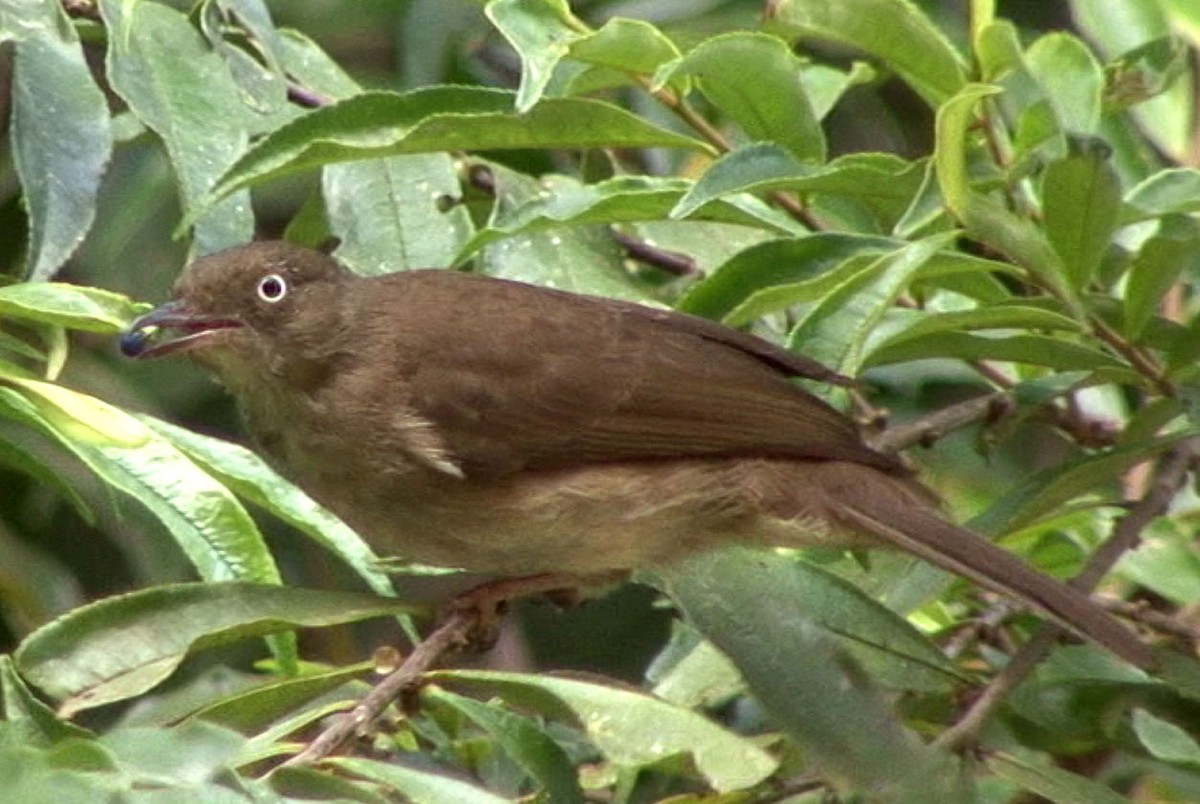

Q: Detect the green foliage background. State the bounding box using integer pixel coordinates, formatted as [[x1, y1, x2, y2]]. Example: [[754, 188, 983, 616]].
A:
[[3, 0, 1200, 800]]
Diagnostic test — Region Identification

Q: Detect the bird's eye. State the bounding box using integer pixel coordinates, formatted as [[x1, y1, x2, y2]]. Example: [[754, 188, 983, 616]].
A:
[[257, 274, 287, 303]]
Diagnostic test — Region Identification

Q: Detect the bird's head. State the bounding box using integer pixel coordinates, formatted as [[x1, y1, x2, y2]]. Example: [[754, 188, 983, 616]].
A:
[[121, 242, 348, 363]]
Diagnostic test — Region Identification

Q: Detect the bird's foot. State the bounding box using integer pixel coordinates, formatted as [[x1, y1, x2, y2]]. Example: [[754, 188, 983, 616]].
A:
[[446, 570, 629, 647]]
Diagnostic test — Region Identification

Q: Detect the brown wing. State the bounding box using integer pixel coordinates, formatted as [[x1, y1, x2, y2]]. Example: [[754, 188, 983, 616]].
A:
[[357, 270, 899, 477]]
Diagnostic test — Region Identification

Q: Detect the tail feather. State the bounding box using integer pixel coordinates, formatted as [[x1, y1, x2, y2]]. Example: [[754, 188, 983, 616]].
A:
[[835, 501, 1154, 670]]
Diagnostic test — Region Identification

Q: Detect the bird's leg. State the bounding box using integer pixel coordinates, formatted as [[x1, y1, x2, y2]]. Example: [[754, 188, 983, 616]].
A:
[[447, 570, 630, 646]]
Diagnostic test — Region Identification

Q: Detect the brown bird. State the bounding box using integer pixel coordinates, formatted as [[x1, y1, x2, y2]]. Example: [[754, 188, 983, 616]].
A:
[[122, 241, 1153, 669]]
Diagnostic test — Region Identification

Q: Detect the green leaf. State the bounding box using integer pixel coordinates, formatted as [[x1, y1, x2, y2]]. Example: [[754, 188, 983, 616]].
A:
[[766, 0, 967, 106], [429, 668, 778, 792], [198, 87, 711, 215], [0, 434, 95, 525], [970, 435, 1192, 535], [8, 0, 112, 280], [140, 416, 397, 601], [1073, 0, 1192, 161], [986, 752, 1130, 804], [1117, 522, 1200, 605], [568, 16, 682, 82], [187, 664, 372, 732], [1133, 708, 1200, 766], [646, 622, 744, 709], [865, 332, 1126, 372], [660, 32, 824, 162], [677, 233, 896, 320], [787, 232, 957, 374], [476, 167, 655, 302], [877, 304, 1082, 344], [935, 83, 1074, 303], [487, 0, 582, 112], [672, 144, 924, 231], [656, 548, 959, 796], [330, 756, 510, 804], [325, 154, 475, 274], [1124, 215, 1200, 339], [101, 720, 247, 787], [1024, 32, 1104, 134], [1123, 168, 1200, 222], [276, 28, 362, 100], [14, 582, 416, 715], [457, 174, 799, 263], [97, 0, 258, 254], [424, 687, 584, 803], [0, 381, 282, 584], [0, 283, 147, 333], [1041, 138, 1123, 289], [0, 656, 93, 745]]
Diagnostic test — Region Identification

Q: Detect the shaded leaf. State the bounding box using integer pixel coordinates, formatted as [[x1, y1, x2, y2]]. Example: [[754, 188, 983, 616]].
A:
[[14, 582, 416, 714], [970, 435, 1194, 535], [425, 687, 584, 803], [986, 752, 1131, 804], [656, 548, 959, 796], [331, 756, 509, 803], [1041, 137, 1122, 289], [458, 174, 799, 262], [429, 668, 777, 792]]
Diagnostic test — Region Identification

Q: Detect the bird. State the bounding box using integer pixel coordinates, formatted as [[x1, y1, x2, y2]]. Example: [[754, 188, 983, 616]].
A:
[[121, 240, 1154, 669]]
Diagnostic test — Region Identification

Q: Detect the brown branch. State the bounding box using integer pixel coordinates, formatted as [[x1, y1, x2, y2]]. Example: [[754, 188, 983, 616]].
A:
[[936, 436, 1200, 751], [610, 228, 698, 277], [1100, 598, 1200, 645], [282, 608, 478, 766], [285, 572, 618, 766], [872, 392, 1011, 453]]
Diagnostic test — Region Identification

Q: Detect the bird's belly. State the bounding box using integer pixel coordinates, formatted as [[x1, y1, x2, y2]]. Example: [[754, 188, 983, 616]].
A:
[[298, 458, 887, 576]]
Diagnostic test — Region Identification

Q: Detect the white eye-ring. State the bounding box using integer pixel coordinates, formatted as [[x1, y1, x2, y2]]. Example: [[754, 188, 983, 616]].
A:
[[257, 273, 288, 303]]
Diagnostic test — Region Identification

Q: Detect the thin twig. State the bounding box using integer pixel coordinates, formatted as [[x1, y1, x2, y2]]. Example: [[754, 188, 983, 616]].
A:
[[283, 608, 478, 766], [872, 392, 1010, 453], [1099, 598, 1200, 645], [936, 436, 1200, 751], [610, 229, 699, 277]]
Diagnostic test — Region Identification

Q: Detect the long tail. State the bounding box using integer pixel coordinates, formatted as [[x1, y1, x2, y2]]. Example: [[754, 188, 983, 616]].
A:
[[834, 497, 1155, 670]]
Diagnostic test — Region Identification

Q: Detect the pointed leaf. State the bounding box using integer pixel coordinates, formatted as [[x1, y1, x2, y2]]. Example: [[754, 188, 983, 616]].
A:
[[429, 668, 777, 792], [97, 0, 258, 253], [1041, 138, 1122, 289], [656, 548, 956, 796], [14, 583, 416, 714], [199, 88, 710, 214], [8, 0, 111, 279], [141, 416, 396, 601], [424, 687, 584, 803], [787, 233, 956, 374], [661, 32, 824, 162], [0, 283, 147, 333], [766, 0, 967, 106], [330, 756, 510, 804], [487, 0, 582, 112]]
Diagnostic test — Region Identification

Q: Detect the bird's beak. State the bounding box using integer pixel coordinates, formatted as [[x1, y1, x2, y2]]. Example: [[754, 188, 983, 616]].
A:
[[120, 300, 244, 359]]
